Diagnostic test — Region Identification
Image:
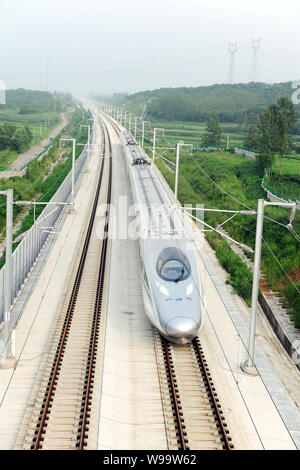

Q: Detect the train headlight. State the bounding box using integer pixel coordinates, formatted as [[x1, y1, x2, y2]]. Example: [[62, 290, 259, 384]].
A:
[[186, 283, 193, 296], [155, 281, 169, 296]]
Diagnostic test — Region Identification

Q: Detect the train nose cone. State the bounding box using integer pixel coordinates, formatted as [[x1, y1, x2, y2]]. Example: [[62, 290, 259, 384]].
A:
[[165, 317, 198, 340]]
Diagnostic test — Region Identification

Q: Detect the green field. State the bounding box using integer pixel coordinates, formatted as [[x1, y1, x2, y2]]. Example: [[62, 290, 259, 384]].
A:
[[0, 89, 70, 170], [149, 120, 244, 148], [0, 112, 63, 170], [148, 119, 299, 152]]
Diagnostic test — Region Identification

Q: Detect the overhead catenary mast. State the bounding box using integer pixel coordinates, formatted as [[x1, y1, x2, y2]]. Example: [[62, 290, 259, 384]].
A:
[[228, 42, 237, 84]]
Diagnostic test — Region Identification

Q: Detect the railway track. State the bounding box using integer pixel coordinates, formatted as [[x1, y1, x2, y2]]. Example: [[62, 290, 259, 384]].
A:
[[104, 113, 234, 451], [22, 118, 112, 450], [98, 113, 234, 451], [154, 330, 234, 450]]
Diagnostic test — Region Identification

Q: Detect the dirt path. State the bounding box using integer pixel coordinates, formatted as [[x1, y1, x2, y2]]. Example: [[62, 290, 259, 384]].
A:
[[10, 113, 68, 170]]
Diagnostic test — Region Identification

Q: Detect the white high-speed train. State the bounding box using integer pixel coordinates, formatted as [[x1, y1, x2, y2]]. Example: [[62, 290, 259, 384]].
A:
[[121, 130, 205, 344]]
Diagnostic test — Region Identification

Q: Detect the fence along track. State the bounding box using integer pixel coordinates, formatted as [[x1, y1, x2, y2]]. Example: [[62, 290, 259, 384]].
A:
[[22, 118, 112, 450], [154, 330, 233, 450]]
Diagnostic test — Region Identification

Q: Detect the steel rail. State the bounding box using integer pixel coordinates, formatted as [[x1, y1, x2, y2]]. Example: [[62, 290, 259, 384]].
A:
[[161, 336, 188, 450], [32, 119, 108, 450], [192, 337, 233, 450], [77, 120, 112, 449]]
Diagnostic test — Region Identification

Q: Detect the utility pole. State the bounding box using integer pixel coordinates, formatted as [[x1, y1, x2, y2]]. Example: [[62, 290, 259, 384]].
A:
[[242, 199, 299, 374], [152, 128, 164, 163], [0, 189, 15, 368], [128, 114, 132, 133], [134, 116, 138, 139], [174, 141, 193, 200], [60, 138, 76, 210], [141, 121, 150, 150], [80, 125, 91, 172], [228, 42, 237, 84]]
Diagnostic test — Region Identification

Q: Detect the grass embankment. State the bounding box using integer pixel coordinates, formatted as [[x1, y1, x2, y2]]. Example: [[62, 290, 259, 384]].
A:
[[0, 108, 89, 266], [265, 158, 300, 201], [152, 149, 300, 326]]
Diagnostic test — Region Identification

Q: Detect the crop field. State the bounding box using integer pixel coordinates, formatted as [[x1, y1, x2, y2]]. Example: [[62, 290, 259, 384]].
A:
[[149, 120, 246, 149], [148, 119, 299, 152]]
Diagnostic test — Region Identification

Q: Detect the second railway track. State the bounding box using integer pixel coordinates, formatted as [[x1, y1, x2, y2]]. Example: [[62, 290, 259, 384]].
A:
[[154, 330, 234, 450], [22, 118, 112, 450]]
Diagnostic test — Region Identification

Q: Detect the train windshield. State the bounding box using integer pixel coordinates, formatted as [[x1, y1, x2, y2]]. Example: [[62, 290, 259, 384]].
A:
[[157, 247, 191, 282]]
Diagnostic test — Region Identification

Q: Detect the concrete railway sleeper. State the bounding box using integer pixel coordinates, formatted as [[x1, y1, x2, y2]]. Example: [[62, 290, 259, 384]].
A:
[[155, 332, 234, 450]]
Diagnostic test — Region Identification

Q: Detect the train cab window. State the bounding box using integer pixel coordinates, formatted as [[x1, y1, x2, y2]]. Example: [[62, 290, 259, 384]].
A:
[[157, 247, 191, 282]]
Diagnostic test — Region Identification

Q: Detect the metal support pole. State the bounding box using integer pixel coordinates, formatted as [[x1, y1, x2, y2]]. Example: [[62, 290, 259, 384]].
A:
[[87, 126, 90, 172], [80, 125, 91, 172], [242, 198, 265, 375], [1, 189, 15, 368], [60, 138, 76, 211], [142, 121, 149, 150], [174, 143, 180, 201], [134, 117, 137, 138], [142, 122, 144, 149], [71, 139, 75, 208], [152, 128, 164, 164], [5, 189, 13, 321], [153, 129, 156, 164], [174, 141, 192, 202]]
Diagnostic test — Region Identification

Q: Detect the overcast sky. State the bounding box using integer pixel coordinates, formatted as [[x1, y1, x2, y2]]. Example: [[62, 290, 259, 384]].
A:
[[1, 0, 300, 96]]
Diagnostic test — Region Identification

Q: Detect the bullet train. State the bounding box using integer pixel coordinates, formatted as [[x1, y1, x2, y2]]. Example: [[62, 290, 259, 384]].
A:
[[121, 130, 205, 344]]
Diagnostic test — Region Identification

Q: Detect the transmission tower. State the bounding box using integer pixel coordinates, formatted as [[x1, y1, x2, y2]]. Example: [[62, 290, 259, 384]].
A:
[[250, 38, 261, 82], [228, 43, 237, 84]]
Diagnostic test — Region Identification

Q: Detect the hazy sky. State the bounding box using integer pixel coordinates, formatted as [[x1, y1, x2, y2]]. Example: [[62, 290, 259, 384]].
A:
[[1, 0, 300, 95]]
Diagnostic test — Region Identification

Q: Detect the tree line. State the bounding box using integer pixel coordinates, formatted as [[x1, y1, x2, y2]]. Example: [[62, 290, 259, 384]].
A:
[[0, 122, 33, 152], [0, 89, 72, 114], [118, 82, 299, 124], [202, 97, 297, 177]]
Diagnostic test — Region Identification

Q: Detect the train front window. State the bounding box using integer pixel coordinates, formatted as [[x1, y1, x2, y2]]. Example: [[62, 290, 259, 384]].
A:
[[157, 247, 191, 282]]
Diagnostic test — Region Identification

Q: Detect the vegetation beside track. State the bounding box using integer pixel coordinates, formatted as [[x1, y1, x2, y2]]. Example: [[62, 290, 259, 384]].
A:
[[0, 89, 73, 169], [0, 107, 90, 266]]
